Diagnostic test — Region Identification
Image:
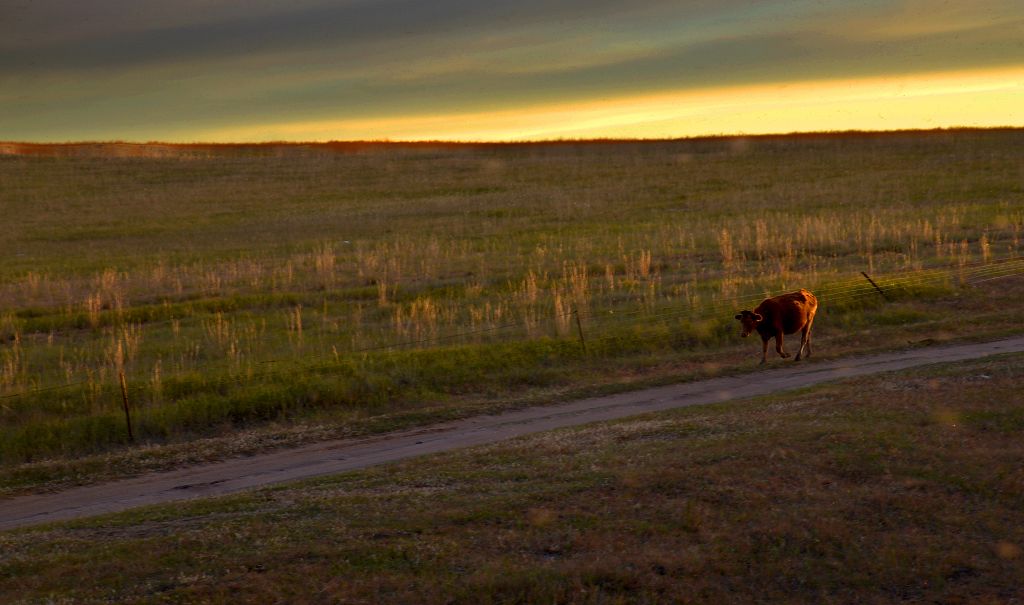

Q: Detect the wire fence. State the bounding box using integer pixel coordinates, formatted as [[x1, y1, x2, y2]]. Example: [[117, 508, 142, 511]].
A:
[[2, 254, 1023, 409], [577, 256, 1024, 352]]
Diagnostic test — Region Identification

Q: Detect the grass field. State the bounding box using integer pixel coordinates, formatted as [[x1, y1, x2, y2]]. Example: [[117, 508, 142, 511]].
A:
[[1, 129, 1023, 484], [2, 353, 1021, 603]]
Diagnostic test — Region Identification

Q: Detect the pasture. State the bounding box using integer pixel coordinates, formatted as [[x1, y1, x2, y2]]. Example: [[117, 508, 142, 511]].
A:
[[1, 130, 1023, 490]]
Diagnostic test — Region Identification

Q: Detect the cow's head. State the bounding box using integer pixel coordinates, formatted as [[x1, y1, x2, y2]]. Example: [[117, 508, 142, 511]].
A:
[[734, 310, 763, 337]]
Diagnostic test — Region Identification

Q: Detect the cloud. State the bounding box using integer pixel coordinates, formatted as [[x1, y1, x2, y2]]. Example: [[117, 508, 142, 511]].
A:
[[0, 0, 707, 72], [1, 0, 1021, 141]]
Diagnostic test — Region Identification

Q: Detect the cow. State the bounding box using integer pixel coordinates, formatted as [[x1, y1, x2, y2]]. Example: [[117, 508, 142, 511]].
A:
[[734, 289, 818, 365]]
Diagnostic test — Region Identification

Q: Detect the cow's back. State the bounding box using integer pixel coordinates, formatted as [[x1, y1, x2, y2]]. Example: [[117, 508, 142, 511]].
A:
[[755, 289, 817, 336]]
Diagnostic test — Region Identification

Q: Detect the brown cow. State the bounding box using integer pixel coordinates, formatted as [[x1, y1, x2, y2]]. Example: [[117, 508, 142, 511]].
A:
[[734, 289, 818, 364]]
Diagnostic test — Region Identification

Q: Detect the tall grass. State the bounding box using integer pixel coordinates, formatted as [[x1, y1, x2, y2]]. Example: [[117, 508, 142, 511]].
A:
[[1, 130, 1022, 461]]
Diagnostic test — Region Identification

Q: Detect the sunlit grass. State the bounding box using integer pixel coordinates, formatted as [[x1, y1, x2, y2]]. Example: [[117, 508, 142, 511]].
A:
[[0, 130, 1022, 466]]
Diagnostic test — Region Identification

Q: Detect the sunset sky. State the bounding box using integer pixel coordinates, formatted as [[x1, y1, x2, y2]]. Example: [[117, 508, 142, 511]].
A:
[[1, 0, 1022, 142]]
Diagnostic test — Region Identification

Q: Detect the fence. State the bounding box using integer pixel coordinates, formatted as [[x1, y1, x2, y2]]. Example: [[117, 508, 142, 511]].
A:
[[1, 254, 1023, 446]]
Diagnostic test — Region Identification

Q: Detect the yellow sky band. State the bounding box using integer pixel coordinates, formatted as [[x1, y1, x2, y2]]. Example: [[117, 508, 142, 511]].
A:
[[200, 65, 1023, 143]]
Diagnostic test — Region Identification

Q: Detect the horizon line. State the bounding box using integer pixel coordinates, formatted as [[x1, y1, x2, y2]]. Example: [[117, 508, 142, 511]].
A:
[[2, 126, 1021, 148]]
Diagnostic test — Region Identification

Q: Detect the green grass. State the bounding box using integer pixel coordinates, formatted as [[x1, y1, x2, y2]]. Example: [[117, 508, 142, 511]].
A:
[[1, 130, 1023, 472], [3, 279, 1024, 496], [2, 354, 1021, 604]]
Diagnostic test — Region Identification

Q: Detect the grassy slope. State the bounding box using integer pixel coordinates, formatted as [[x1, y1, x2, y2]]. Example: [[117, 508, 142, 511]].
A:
[[3, 273, 1023, 497], [1, 129, 1023, 488], [2, 353, 1021, 604]]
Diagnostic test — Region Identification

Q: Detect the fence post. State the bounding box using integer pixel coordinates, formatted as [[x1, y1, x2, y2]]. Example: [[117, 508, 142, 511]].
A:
[[860, 271, 891, 301], [573, 307, 587, 356], [119, 370, 134, 443]]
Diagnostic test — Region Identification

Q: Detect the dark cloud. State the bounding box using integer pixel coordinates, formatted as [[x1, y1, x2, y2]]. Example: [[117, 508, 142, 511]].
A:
[[0, 0, 716, 73]]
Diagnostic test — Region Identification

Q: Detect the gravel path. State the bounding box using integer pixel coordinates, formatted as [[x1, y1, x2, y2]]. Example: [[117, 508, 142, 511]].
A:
[[3, 335, 1023, 531]]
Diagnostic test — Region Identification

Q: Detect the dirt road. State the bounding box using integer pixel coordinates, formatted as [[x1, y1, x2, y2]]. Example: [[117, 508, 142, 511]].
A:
[[3, 336, 1023, 531]]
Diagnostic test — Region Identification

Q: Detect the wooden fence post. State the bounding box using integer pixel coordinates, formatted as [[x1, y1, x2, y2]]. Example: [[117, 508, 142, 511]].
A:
[[119, 370, 134, 443], [860, 271, 891, 301], [574, 307, 587, 356]]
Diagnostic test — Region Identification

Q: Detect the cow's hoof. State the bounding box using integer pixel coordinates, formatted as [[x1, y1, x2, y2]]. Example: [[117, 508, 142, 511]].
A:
[[794, 356, 802, 362], [780, 353, 790, 358]]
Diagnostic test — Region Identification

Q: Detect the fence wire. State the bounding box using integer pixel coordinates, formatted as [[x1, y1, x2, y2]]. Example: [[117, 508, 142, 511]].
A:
[[2, 255, 1023, 405]]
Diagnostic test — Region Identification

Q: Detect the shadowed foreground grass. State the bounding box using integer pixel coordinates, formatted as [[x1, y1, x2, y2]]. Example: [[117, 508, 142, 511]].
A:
[[2, 354, 1021, 604]]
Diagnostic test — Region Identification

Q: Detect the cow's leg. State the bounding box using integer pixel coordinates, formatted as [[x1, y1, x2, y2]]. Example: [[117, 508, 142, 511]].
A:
[[760, 337, 769, 365], [775, 331, 789, 358], [803, 314, 816, 359], [795, 325, 809, 361]]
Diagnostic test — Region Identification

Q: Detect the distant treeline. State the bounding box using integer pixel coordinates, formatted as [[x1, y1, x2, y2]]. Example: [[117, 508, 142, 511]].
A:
[[2, 127, 1020, 158]]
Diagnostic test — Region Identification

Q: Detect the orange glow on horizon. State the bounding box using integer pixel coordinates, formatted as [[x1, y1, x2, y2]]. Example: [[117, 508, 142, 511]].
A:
[[194, 66, 1023, 143]]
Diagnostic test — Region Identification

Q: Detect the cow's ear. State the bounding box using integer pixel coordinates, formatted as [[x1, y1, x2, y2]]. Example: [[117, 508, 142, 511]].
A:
[[734, 314, 742, 320], [753, 313, 763, 322]]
